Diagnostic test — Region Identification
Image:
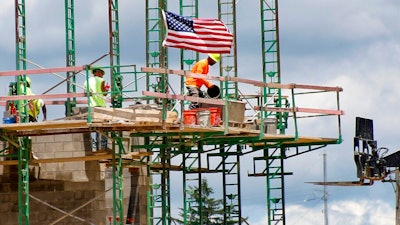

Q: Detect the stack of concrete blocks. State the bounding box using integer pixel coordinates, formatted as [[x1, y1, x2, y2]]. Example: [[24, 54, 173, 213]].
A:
[[0, 132, 149, 225]]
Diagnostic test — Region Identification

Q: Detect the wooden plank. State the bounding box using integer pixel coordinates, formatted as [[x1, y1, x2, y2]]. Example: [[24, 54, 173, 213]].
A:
[[292, 83, 343, 92], [0, 93, 87, 101], [143, 91, 226, 106], [0, 120, 88, 131], [0, 152, 152, 165], [0, 154, 113, 165], [43, 100, 88, 105], [141, 67, 223, 82], [0, 66, 85, 77], [295, 107, 345, 115], [141, 67, 343, 91], [255, 106, 344, 116], [122, 151, 153, 159]]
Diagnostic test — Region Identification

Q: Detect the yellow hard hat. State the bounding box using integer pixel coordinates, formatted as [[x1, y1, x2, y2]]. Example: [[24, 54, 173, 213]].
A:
[[208, 54, 221, 63], [19, 76, 31, 85], [91, 66, 105, 74], [25, 77, 31, 85]]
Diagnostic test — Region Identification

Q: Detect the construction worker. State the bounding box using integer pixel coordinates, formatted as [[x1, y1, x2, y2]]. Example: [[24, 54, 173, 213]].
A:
[[84, 66, 110, 151], [84, 66, 110, 107], [4, 76, 33, 123], [28, 98, 47, 122], [186, 53, 220, 109], [24, 77, 47, 122]]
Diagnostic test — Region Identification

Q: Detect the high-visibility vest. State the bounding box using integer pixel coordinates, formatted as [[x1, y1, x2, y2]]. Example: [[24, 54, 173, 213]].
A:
[[186, 59, 214, 88], [28, 99, 43, 119], [84, 76, 106, 107]]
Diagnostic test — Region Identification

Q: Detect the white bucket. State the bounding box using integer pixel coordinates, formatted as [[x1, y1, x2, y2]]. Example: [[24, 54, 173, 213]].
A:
[[264, 118, 277, 134], [196, 110, 210, 127]]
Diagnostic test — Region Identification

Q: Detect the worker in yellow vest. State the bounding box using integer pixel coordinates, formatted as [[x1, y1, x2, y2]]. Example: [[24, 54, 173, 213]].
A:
[[23, 77, 47, 122], [84, 66, 110, 107], [28, 99, 47, 122], [84, 66, 110, 152]]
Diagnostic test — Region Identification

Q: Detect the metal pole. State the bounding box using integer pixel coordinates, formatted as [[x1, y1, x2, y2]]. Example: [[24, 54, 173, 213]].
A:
[[323, 151, 328, 225]]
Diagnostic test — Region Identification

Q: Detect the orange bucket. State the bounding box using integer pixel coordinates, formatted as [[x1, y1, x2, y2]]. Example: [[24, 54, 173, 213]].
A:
[[183, 110, 197, 125], [209, 107, 221, 126]]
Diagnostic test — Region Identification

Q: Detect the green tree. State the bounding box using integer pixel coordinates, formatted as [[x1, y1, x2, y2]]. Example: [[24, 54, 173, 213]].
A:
[[176, 179, 224, 225]]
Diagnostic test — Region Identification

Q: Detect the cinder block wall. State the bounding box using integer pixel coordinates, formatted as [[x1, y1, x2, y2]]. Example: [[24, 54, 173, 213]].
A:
[[0, 133, 148, 225]]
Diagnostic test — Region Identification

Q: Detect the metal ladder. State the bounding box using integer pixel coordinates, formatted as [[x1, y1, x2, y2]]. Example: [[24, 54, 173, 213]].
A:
[[180, 0, 199, 110], [265, 148, 285, 225], [260, 0, 288, 134], [65, 0, 77, 116], [182, 144, 203, 224], [249, 146, 287, 225], [207, 144, 242, 224], [144, 135, 172, 225], [15, 2, 30, 224], [146, 0, 169, 106], [218, 0, 238, 99], [109, 0, 123, 108]]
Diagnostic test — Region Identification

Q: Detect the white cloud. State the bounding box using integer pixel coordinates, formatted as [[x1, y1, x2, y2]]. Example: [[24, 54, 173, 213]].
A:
[[284, 199, 394, 225]]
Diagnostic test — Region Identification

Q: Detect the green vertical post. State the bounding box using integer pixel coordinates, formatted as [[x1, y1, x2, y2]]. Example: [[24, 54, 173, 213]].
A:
[[260, 0, 285, 134], [180, 0, 199, 111], [111, 132, 124, 225], [15, 0, 28, 123], [259, 2, 286, 223], [145, 0, 168, 107], [65, 0, 77, 116], [18, 138, 30, 225], [15, 1, 30, 224], [145, 1, 170, 223], [265, 146, 285, 225], [218, 0, 238, 99], [109, 0, 123, 108]]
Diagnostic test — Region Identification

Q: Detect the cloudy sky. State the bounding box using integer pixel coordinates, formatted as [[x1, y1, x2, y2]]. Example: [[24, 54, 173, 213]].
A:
[[1, 0, 400, 224]]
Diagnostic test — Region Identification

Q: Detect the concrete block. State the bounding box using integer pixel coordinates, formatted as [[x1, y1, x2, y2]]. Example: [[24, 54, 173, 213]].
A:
[[0, 202, 13, 213], [45, 142, 64, 152], [55, 171, 72, 180], [31, 142, 45, 153], [72, 151, 86, 157], [54, 151, 74, 159], [41, 162, 62, 172], [83, 190, 95, 199], [37, 212, 49, 222], [63, 161, 85, 171], [0, 183, 12, 193], [72, 133, 84, 142], [2, 215, 18, 225], [63, 141, 82, 152], [54, 133, 73, 142], [36, 152, 55, 159], [33, 135, 55, 143], [64, 181, 88, 191], [38, 171, 56, 180], [71, 170, 89, 182]]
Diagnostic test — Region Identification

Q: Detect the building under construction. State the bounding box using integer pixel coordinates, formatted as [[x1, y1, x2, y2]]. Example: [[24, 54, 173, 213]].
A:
[[0, 1, 344, 225]]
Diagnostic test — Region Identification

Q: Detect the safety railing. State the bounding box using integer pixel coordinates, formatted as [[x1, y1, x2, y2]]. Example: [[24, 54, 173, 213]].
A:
[[141, 67, 344, 141]]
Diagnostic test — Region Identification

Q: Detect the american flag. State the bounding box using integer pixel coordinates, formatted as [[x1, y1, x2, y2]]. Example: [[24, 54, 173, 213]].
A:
[[161, 10, 233, 54]]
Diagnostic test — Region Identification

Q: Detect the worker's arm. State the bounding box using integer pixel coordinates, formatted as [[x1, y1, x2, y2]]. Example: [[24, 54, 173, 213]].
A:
[[198, 78, 214, 89], [101, 81, 110, 96], [42, 104, 47, 121]]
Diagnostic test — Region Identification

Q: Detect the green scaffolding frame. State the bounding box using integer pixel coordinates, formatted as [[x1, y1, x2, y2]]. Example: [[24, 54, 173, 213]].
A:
[[4, 1, 345, 225]]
